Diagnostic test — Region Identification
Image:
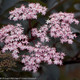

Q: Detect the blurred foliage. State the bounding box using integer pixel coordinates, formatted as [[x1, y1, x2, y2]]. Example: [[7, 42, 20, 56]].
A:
[[0, 0, 80, 80]]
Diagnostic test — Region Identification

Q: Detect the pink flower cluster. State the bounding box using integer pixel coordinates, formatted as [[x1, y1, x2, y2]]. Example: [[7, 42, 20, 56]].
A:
[[22, 42, 65, 72], [46, 12, 79, 44], [0, 24, 28, 59], [32, 25, 49, 42], [9, 3, 47, 21], [0, 2, 79, 73]]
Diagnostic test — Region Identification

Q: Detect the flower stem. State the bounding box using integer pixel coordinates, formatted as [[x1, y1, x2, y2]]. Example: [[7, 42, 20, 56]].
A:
[[29, 19, 32, 38]]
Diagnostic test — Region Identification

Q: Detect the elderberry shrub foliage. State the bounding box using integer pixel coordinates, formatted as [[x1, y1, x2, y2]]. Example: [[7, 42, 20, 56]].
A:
[[0, 0, 80, 80]]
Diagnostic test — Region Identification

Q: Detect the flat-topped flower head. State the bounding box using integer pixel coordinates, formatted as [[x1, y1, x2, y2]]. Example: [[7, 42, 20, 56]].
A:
[[46, 12, 79, 44], [32, 25, 49, 42], [22, 42, 65, 72], [0, 24, 28, 59], [9, 3, 47, 21]]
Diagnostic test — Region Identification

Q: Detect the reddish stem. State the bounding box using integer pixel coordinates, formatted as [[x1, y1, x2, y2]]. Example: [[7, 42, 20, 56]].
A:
[[29, 19, 32, 38], [29, 19, 31, 29]]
